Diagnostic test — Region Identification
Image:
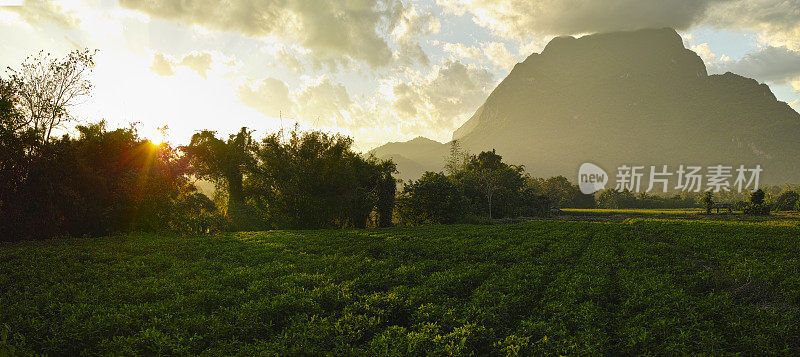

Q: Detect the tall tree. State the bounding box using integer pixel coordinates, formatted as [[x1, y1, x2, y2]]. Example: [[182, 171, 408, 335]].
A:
[[6, 49, 95, 142], [182, 127, 255, 227]]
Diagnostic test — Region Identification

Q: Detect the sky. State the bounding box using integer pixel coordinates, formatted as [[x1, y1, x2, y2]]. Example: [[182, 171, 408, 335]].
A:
[[1, 0, 799, 152]]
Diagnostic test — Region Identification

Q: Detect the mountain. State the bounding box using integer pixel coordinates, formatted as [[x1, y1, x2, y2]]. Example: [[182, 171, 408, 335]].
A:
[[372, 28, 800, 184], [370, 137, 448, 181]]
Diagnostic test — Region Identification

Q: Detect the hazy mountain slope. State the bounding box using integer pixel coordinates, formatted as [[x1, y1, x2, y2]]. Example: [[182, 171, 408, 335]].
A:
[[374, 28, 800, 183], [369, 137, 448, 181]]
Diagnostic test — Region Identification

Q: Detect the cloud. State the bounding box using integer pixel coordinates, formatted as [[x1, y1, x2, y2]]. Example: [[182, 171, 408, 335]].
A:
[[390, 60, 494, 129], [481, 42, 518, 70], [150, 52, 174, 76], [294, 76, 354, 127], [690, 42, 731, 69], [238, 78, 294, 118], [441, 41, 520, 70], [714, 46, 800, 84], [149, 51, 224, 78], [437, 0, 714, 39], [179, 51, 212, 78], [703, 0, 800, 50], [4, 0, 80, 30], [119, 0, 430, 68], [437, 0, 800, 51], [392, 4, 440, 66]]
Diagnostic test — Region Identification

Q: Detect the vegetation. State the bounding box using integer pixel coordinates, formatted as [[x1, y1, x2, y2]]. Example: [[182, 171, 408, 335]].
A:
[[744, 189, 771, 215], [2, 219, 800, 355], [701, 192, 714, 214], [0, 52, 396, 240], [597, 188, 699, 209], [775, 189, 799, 211]]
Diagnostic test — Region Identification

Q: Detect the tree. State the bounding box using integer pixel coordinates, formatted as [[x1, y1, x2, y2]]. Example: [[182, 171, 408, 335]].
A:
[[376, 163, 397, 227], [182, 127, 256, 228], [744, 189, 770, 215], [750, 189, 765, 205], [540, 175, 593, 208], [6, 49, 96, 142], [444, 139, 470, 175], [774, 189, 799, 211], [396, 171, 467, 225], [253, 128, 396, 229], [456, 149, 525, 219], [700, 192, 714, 214]]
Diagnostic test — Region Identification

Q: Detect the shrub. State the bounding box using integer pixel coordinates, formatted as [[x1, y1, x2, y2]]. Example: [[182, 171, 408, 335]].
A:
[[774, 190, 799, 211]]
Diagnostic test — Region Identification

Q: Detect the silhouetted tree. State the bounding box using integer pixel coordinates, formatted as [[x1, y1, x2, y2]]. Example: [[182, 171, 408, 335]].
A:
[[183, 127, 256, 229], [376, 163, 397, 227]]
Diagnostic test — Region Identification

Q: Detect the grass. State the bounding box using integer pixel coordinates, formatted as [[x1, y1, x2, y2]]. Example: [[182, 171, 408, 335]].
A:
[[2, 219, 800, 355]]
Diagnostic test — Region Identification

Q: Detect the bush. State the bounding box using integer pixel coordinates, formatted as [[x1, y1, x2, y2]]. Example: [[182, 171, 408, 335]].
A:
[[774, 190, 799, 211]]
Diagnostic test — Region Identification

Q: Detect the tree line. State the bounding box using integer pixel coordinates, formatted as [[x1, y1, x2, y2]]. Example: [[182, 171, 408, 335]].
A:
[[0, 50, 398, 241], [3, 50, 798, 241]]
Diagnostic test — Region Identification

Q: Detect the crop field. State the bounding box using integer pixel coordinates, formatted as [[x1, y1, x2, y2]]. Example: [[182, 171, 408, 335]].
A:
[[2, 218, 800, 355]]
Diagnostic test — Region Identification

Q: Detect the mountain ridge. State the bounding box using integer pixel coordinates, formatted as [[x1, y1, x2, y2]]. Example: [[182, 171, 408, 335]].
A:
[[372, 28, 800, 184]]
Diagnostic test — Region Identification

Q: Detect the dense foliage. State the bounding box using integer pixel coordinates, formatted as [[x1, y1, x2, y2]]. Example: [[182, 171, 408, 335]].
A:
[[2, 219, 800, 354], [397, 149, 553, 225], [0, 87, 208, 240], [0, 52, 396, 240], [597, 188, 699, 209], [250, 129, 396, 229]]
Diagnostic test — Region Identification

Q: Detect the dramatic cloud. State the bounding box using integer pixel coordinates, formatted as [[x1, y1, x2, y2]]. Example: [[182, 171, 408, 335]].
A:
[[391, 60, 494, 129], [238, 78, 294, 118], [438, 0, 800, 51], [392, 3, 441, 65], [119, 0, 429, 68], [437, 0, 714, 38]]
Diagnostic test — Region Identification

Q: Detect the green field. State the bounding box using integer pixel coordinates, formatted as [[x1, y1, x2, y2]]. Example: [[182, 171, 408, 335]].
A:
[[2, 218, 800, 355]]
